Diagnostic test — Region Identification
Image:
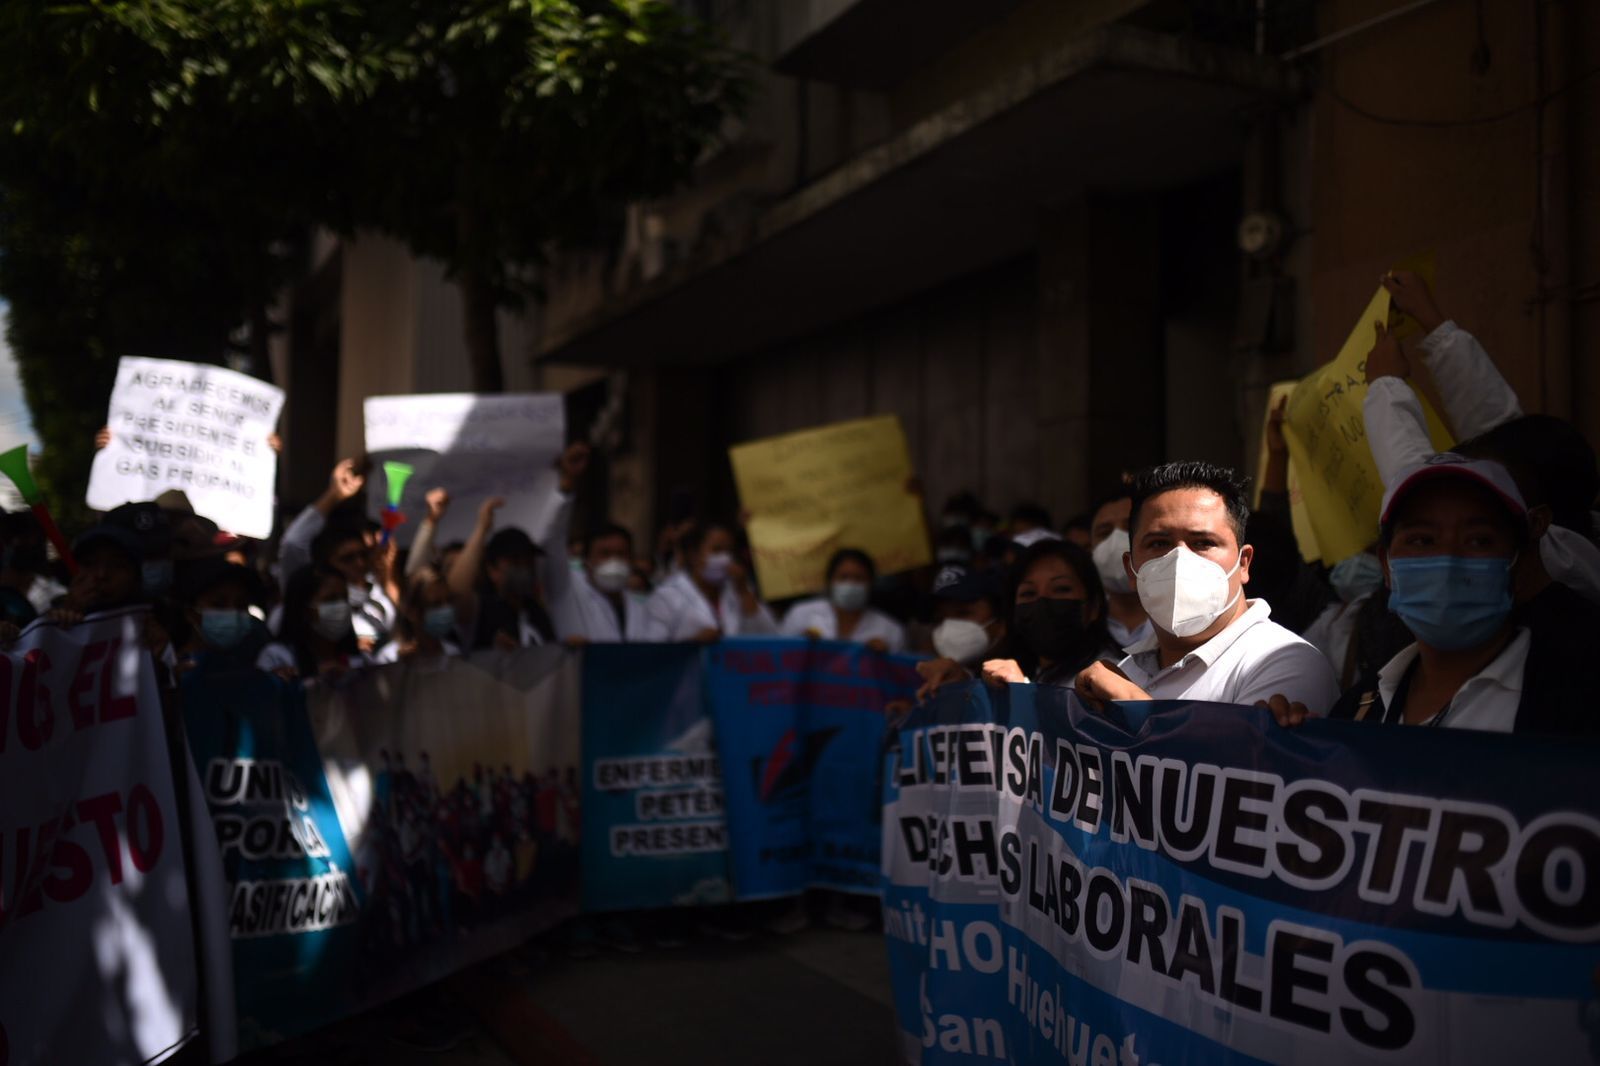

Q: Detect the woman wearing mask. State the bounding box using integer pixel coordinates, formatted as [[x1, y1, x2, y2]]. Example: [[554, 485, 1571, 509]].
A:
[[916, 541, 1108, 697], [257, 565, 366, 681], [1265, 455, 1592, 735], [780, 548, 906, 653], [1300, 548, 1410, 690], [375, 568, 463, 664], [635, 522, 776, 642]]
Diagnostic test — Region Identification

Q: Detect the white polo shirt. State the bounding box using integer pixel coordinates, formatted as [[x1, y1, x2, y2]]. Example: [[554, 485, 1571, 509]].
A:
[[780, 597, 907, 652], [1116, 599, 1340, 710], [634, 570, 777, 642], [1373, 628, 1529, 732]]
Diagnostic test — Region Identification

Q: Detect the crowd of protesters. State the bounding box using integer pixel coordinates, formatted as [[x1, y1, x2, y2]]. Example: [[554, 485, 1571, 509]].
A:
[[2, 268, 1597, 744]]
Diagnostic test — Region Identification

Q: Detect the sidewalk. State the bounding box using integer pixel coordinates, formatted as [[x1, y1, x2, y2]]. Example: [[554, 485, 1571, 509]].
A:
[[240, 924, 897, 1065]]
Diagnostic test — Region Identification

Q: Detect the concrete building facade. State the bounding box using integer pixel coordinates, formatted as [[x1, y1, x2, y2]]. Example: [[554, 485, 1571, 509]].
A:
[[274, 0, 1600, 546]]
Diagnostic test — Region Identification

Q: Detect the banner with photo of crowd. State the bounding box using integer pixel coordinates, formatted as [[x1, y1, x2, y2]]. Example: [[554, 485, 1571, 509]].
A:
[[882, 683, 1600, 1065], [181, 647, 581, 1057]]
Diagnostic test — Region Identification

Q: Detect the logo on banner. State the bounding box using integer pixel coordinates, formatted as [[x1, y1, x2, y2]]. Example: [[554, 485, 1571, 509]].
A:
[[752, 726, 840, 806]]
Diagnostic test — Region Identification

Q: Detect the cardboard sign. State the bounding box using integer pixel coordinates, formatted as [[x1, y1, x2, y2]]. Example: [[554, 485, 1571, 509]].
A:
[[729, 415, 931, 601]]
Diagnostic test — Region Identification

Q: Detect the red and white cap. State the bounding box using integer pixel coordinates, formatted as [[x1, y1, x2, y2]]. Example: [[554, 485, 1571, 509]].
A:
[[1379, 452, 1527, 527]]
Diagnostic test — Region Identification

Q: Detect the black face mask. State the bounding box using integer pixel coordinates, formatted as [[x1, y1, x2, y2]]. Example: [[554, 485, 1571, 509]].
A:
[[1012, 597, 1089, 664]]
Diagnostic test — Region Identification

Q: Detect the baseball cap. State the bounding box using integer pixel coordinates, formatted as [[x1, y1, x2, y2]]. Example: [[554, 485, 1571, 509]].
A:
[[1379, 452, 1528, 527], [930, 564, 1002, 604], [73, 523, 145, 562], [1010, 528, 1062, 549]]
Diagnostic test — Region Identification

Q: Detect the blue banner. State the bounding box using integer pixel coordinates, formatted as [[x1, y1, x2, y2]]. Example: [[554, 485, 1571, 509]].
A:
[[706, 640, 922, 899], [581, 643, 732, 912], [882, 682, 1600, 1065], [180, 664, 363, 1052]]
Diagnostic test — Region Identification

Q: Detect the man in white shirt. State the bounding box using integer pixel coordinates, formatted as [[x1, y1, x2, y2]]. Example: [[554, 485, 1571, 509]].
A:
[[535, 443, 642, 643], [1075, 461, 1338, 710]]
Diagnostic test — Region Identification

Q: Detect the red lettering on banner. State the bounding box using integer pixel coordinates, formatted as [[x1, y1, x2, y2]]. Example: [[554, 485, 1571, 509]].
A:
[[126, 784, 163, 872], [781, 649, 807, 673], [76, 792, 125, 885], [68, 640, 111, 728], [0, 784, 164, 930], [15, 650, 53, 752], [98, 639, 137, 722]]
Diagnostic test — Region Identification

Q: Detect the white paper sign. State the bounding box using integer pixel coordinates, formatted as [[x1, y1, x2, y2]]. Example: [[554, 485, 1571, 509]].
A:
[[363, 393, 566, 547], [87, 356, 285, 538]]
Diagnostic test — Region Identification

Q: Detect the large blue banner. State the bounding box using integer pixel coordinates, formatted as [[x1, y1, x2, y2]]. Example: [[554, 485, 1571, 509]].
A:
[[181, 664, 364, 1052], [706, 639, 922, 899], [883, 682, 1600, 1065], [581, 643, 732, 912]]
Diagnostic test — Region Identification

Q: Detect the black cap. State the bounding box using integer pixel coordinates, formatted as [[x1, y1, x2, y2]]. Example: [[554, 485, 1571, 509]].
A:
[[930, 564, 1001, 604], [73, 523, 145, 563], [105, 502, 172, 557], [177, 557, 266, 606], [485, 527, 543, 564]]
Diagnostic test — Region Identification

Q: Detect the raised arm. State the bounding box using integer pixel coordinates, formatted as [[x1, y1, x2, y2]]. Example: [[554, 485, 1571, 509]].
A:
[[447, 496, 503, 607], [1363, 321, 1437, 488], [281, 458, 367, 577], [536, 444, 590, 617], [1383, 271, 1522, 439], [405, 488, 450, 579]]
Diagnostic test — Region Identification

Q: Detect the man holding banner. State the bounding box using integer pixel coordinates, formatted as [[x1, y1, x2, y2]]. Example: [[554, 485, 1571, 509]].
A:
[[1073, 462, 1339, 710]]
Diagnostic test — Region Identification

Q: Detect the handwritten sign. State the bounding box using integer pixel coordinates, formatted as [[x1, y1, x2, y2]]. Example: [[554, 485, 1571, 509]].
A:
[[363, 393, 565, 546], [1254, 381, 1322, 562], [730, 415, 930, 601], [1282, 283, 1453, 564], [87, 356, 285, 537]]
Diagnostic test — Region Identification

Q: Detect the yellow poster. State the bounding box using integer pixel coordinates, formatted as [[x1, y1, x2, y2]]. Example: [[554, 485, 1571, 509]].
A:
[[730, 415, 931, 601], [1254, 381, 1322, 563], [1281, 260, 1453, 565]]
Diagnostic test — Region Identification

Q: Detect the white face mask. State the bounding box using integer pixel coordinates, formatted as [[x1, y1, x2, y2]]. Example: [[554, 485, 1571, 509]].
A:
[[830, 580, 869, 612], [1133, 545, 1243, 638], [700, 551, 733, 584], [591, 557, 632, 593], [1092, 529, 1132, 594], [932, 617, 995, 665]]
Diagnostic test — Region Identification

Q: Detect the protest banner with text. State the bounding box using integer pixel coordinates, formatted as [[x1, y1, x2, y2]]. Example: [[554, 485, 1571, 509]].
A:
[[730, 415, 931, 601], [181, 665, 364, 1054], [0, 611, 201, 1066], [363, 393, 565, 547], [581, 643, 732, 912], [706, 639, 921, 899], [883, 683, 1600, 1064], [88, 356, 285, 538]]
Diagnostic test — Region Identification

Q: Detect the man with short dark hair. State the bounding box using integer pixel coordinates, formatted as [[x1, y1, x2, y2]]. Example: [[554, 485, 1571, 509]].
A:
[[1075, 461, 1338, 709]]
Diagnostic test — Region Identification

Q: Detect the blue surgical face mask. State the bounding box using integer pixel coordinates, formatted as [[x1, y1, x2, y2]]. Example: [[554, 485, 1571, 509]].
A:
[[199, 608, 251, 650], [1329, 552, 1384, 604], [142, 558, 173, 598], [1387, 555, 1515, 651], [422, 605, 457, 639]]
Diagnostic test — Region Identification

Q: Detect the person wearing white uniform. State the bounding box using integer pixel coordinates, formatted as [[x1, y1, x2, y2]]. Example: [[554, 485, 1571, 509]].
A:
[[1087, 493, 1152, 651], [635, 522, 776, 642], [535, 443, 642, 643], [1074, 461, 1339, 710], [1365, 270, 1600, 606], [1266, 456, 1592, 737], [780, 548, 905, 653]]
